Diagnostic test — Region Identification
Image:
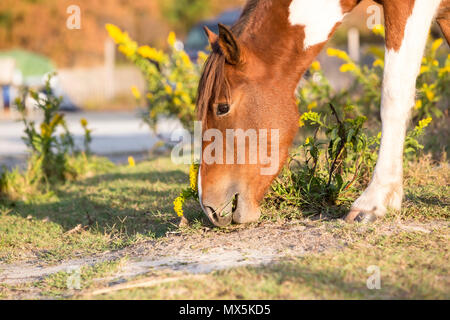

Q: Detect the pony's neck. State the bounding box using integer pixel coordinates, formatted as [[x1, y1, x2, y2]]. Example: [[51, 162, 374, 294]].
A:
[[236, 0, 358, 92]]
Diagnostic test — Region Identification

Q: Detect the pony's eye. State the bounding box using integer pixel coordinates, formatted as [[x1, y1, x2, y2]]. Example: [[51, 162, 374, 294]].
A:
[[216, 103, 230, 116]]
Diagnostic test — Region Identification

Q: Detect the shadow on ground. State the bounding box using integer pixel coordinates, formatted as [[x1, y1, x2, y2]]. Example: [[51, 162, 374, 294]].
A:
[[2, 167, 195, 239]]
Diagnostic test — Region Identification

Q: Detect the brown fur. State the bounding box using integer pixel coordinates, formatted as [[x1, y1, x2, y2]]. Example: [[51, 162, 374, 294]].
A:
[[437, 0, 450, 45], [379, 0, 415, 51], [340, 0, 363, 13]]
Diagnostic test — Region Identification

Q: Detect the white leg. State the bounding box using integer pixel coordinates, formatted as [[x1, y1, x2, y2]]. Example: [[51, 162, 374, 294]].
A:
[[346, 0, 442, 223]]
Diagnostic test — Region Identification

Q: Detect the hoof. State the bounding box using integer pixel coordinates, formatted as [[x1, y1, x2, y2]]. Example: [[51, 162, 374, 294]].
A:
[[344, 210, 377, 224]]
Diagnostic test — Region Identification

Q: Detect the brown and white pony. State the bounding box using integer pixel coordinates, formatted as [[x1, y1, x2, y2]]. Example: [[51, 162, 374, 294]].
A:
[[196, 0, 449, 227]]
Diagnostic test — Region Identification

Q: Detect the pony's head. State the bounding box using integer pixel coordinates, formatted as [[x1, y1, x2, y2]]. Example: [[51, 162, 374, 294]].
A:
[[196, 24, 300, 226]]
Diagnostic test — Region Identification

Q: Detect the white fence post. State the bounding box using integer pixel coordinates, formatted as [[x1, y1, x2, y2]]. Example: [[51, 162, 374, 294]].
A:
[[104, 38, 115, 100], [348, 27, 360, 63]]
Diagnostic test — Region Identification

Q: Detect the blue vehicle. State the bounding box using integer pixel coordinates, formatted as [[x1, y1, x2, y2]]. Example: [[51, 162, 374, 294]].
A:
[[184, 8, 242, 60]]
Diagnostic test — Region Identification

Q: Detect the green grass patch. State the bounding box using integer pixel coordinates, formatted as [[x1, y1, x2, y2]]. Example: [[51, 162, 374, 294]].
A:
[[0, 157, 197, 263], [35, 258, 126, 298]]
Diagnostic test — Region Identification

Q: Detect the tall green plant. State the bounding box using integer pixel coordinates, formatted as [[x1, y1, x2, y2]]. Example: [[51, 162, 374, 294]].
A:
[[0, 74, 112, 203], [16, 73, 75, 183], [106, 24, 207, 132], [301, 25, 449, 128], [267, 109, 432, 216]]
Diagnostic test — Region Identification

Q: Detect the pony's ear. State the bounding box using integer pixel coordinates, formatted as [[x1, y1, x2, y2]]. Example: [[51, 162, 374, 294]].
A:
[[217, 23, 241, 65], [203, 26, 218, 45]]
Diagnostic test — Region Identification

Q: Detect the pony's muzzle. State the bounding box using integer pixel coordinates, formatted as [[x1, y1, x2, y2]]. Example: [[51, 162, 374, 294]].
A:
[[202, 194, 238, 227], [204, 205, 233, 227]]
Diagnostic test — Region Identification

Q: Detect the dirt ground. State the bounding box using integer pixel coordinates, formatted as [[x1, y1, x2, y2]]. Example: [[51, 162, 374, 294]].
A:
[[1, 217, 445, 295]]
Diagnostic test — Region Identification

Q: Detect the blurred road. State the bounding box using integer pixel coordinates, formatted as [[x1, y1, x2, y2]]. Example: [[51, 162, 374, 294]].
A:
[[0, 111, 180, 169]]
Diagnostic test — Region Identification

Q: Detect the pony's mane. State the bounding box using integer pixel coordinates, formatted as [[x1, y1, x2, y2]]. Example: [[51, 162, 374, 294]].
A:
[[232, 0, 263, 36], [196, 0, 271, 125], [196, 44, 227, 125]]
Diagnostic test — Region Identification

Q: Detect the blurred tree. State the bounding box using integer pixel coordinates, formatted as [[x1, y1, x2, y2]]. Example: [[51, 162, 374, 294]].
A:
[[0, 0, 245, 68], [159, 0, 211, 33]]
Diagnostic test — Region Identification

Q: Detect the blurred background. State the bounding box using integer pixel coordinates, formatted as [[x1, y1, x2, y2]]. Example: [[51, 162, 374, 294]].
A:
[[0, 0, 446, 168], [0, 0, 390, 111]]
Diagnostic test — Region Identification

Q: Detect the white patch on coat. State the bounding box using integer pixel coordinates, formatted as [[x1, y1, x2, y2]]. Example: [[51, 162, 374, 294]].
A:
[[351, 0, 442, 216], [288, 0, 344, 49]]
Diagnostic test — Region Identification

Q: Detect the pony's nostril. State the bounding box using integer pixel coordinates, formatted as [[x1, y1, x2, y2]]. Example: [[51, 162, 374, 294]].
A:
[[205, 206, 232, 227], [232, 194, 238, 212], [205, 206, 215, 216]]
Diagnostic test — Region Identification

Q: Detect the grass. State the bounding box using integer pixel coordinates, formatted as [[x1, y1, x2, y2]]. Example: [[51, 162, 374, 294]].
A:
[[0, 156, 197, 263], [35, 258, 127, 298], [0, 153, 448, 299], [0, 258, 127, 299], [91, 229, 449, 300]]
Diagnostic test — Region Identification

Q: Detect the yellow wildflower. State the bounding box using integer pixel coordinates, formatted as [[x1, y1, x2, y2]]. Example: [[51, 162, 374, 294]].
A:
[[414, 100, 422, 110], [422, 83, 436, 101], [298, 117, 305, 127], [305, 137, 311, 144], [372, 24, 385, 37], [180, 52, 192, 68], [416, 117, 432, 130], [340, 63, 356, 73], [307, 101, 317, 110], [327, 48, 350, 61], [438, 65, 450, 76], [420, 66, 430, 74], [131, 86, 141, 100], [137, 45, 151, 57], [49, 114, 63, 129], [40, 123, 51, 138], [173, 196, 184, 217], [165, 85, 173, 95], [80, 118, 88, 127], [173, 97, 182, 106], [105, 24, 125, 44], [167, 32, 176, 47], [189, 163, 199, 192], [432, 59, 439, 67], [118, 44, 135, 58], [310, 61, 321, 71], [197, 51, 209, 65], [431, 38, 443, 53], [181, 92, 191, 104], [344, 105, 355, 112], [326, 48, 339, 56], [138, 45, 165, 63], [426, 90, 435, 101], [128, 156, 135, 167], [373, 59, 384, 68]]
